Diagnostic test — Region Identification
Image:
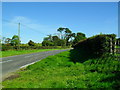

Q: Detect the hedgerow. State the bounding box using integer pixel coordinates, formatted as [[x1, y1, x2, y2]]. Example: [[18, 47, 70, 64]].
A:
[[1, 45, 70, 51], [73, 34, 116, 57]]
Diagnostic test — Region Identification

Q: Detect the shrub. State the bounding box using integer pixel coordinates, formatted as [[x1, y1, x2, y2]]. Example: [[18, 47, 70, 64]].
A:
[[73, 34, 116, 57], [1, 45, 70, 51]]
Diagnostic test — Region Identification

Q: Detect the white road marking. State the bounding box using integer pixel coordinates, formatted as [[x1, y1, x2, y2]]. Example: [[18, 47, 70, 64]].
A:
[[20, 60, 40, 68], [20, 57, 46, 68], [24, 55, 32, 58], [0, 60, 13, 63]]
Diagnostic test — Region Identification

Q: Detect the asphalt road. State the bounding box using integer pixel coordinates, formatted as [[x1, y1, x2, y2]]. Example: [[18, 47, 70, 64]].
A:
[[1, 49, 69, 79]]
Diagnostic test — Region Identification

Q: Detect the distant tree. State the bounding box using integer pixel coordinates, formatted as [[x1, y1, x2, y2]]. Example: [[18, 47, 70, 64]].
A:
[[57, 27, 65, 39], [73, 32, 86, 45], [42, 40, 54, 46], [11, 35, 20, 46], [52, 36, 59, 41], [43, 34, 52, 41], [57, 39, 66, 46], [28, 40, 35, 46], [52, 36, 60, 46], [64, 28, 72, 46], [47, 34, 52, 41], [43, 37, 50, 41], [5, 38, 11, 44]]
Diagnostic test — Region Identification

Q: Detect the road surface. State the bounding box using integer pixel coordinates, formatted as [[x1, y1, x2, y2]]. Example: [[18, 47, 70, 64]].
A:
[[1, 49, 69, 79]]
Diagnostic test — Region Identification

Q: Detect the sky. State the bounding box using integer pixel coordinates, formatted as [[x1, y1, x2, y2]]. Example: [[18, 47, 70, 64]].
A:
[[2, 2, 118, 43]]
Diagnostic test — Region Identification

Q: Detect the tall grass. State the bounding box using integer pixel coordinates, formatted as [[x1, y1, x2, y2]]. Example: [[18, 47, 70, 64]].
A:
[[2, 50, 120, 88]]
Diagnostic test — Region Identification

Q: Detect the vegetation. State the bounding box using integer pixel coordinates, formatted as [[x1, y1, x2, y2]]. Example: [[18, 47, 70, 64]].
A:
[[10, 35, 21, 46], [28, 40, 35, 46], [73, 32, 86, 45], [42, 27, 86, 46], [116, 38, 120, 46], [1, 45, 70, 51], [1, 49, 65, 58], [73, 34, 116, 57], [1, 25, 119, 88], [1, 27, 86, 51], [2, 50, 120, 88]]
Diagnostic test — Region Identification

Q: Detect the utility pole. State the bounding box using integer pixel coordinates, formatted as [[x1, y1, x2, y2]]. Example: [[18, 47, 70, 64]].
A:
[[18, 23, 20, 40], [18, 23, 20, 49]]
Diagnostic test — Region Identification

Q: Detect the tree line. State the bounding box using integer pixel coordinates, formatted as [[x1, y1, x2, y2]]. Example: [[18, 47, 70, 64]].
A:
[[42, 27, 86, 46], [1, 27, 87, 47], [1, 27, 120, 49]]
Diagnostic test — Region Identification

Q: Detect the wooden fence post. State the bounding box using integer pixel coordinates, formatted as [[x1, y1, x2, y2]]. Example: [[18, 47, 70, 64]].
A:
[[110, 38, 112, 54], [114, 40, 116, 54]]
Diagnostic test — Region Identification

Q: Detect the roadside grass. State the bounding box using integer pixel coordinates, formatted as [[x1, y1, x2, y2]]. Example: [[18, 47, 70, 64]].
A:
[[2, 50, 120, 88], [1, 49, 65, 58]]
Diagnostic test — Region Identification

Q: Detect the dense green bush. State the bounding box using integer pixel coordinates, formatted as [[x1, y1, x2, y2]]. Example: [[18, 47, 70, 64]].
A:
[[1, 45, 70, 51], [73, 34, 116, 57]]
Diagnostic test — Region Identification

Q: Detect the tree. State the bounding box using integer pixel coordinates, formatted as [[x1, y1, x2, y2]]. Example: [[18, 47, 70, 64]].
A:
[[43, 34, 52, 41], [5, 38, 11, 44], [57, 39, 66, 46], [28, 40, 35, 46], [47, 34, 52, 41], [57, 27, 65, 39], [52, 36, 59, 41], [11, 35, 20, 46], [64, 28, 72, 46], [52, 36, 60, 46], [42, 40, 54, 46], [43, 37, 50, 41], [73, 32, 86, 45]]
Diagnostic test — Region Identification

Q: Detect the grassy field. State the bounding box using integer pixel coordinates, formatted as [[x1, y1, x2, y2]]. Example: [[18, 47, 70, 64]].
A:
[[1, 49, 64, 58], [2, 49, 120, 88]]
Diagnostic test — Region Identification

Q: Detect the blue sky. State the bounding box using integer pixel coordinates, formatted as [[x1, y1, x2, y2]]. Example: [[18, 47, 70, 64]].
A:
[[2, 2, 118, 43]]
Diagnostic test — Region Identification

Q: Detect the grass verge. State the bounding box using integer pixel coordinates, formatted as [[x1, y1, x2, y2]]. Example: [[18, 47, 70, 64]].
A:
[[1, 49, 65, 58], [2, 50, 120, 88]]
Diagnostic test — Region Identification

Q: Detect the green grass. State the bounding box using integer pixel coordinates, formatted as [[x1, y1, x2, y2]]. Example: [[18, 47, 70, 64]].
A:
[[2, 50, 120, 88], [1, 49, 64, 58]]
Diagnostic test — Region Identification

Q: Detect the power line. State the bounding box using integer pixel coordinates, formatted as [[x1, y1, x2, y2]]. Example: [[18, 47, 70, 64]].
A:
[[20, 23, 46, 35], [2, 18, 47, 36], [2, 19, 18, 24]]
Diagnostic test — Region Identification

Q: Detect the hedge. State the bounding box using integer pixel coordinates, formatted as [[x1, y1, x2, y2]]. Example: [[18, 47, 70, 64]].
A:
[[72, 34, 116, 57], [1, 45, 70, 51]]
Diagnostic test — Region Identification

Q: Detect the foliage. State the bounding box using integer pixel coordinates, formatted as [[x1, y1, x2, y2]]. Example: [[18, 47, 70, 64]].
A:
[[73, 32, 86, 45], [42, 40, 54, 46], [11, 35, 20, 46], [5, 38, 12, 44], [42, 27, 86, 47], [116, 38, 120, 46], [28, 40, 35, 46], [57, 27, 65, 39], [2, 50, 120, 88], [1, 44, 70, 51], [73, 34, 116, 57]]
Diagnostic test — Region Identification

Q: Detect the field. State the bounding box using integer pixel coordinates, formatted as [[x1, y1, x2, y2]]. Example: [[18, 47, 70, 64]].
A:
[[1, 49, 64, 58], [2, 50, 120, 88]]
